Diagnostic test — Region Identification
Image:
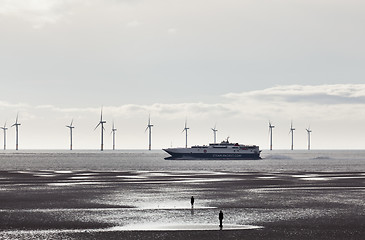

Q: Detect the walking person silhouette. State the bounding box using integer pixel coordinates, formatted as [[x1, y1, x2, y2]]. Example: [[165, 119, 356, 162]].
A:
[[219, 210, 224, 229], [191, 196, 194, 208]]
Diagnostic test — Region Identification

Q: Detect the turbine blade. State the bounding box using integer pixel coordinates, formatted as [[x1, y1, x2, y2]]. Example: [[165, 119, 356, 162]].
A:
[[94, 123, 101, 130]]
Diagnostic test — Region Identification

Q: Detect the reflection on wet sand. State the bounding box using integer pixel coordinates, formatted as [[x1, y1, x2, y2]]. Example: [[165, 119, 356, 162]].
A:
[[109, 223, 264, 231], [0, 170, 364, 239]]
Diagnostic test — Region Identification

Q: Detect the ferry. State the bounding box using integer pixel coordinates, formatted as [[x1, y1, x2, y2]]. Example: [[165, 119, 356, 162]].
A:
[[163, 139, 261, 160]]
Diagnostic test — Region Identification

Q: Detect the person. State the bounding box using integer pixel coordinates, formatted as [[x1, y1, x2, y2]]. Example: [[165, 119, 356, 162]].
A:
[[219, 210, 224, 229], [191, 196, 194, 208]]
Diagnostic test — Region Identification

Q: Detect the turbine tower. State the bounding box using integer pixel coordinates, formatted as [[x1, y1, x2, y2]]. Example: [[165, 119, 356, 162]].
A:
[[182, 119, 189, 148], [268, 121, 275, 150], [1, 122, 8, 150], [306, 127, 312, 150], [289, 121, 295, 150], [66, 120, 74, 150], [211, 124, 218, 144], [11, 114, 21, 150], [94, 108, 106, 151], [145, 115, 153, 150], [111, 121, 117, 150]]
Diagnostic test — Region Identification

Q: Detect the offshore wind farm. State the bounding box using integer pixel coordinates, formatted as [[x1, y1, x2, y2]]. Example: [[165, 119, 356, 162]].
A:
[[182, 119, 189, 149], [0, 104, 317, 151], [11, 114, 21, 151], [0, 122, 7, 150], [145, 115, 154, 151], [111, 121, 117, 151], [0, 110, 319, 151], [211, 125, 218, 144], [66, 120, 74, 151], [289, 121, 296, 151], [94, 109, 106, 151]]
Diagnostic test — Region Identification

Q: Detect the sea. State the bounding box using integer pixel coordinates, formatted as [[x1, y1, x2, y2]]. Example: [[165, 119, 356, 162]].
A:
[[0, 149, 364, 172]]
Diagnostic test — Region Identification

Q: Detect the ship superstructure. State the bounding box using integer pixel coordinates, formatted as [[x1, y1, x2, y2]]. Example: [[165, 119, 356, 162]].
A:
[[163, 139, 261, 160]]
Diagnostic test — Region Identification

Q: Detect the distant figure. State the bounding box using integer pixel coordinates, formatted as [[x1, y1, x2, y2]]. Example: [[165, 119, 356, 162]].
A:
[[191, 196, 195, 208], [219, 210, 224, 229]]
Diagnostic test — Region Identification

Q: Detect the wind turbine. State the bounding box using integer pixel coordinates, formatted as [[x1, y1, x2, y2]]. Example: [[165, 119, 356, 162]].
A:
[[211, 124, 218, 144], [145, 115, 153, 150], [111, 121, 117, 150], [1, 122, 8, 150], [182, 119, 189, 148], [66, 120, 74, 150], [11, 114, 21, 150], [94, 108, 106, 151], [306, 126, 312, 150], [268, 121, 275, 150], [289, 121, 295, 150]]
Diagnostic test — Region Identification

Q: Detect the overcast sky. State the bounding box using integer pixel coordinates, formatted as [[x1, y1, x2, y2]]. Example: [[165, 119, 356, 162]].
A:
[[1, 0, 365, 150]]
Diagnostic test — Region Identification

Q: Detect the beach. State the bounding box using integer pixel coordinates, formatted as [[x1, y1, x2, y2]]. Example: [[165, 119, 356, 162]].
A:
[[0, 166, 364, 239]]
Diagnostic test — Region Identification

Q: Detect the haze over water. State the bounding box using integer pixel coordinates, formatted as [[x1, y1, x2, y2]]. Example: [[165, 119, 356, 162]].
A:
[[0, 150, 364, 172]]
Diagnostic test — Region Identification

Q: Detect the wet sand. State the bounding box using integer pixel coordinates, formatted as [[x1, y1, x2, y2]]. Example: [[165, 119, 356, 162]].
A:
[[0, 170, 364, 239]]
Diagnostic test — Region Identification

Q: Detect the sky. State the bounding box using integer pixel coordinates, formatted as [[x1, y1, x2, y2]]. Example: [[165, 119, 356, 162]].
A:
[[0, 0, 365, 150]]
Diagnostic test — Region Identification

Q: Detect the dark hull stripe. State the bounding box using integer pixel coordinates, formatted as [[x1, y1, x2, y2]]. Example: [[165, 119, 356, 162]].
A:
[[164, 152, 261, 160]]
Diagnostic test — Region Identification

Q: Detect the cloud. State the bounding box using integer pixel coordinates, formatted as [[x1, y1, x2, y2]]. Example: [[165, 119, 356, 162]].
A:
[[168, 28, 177, 34], [0, 0, 146, 28], [126, 20, 141, 28], [0, 0, 81, 28], [0, 100, 29, 109], [35, 84, 365, 122], [224, 84, 365, 105], [220, 84, 365, 122], [2, 84, 365, 122]]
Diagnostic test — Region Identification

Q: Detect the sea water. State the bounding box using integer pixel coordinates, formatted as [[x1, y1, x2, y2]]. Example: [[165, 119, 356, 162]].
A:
[[0, 149, 364, 172]]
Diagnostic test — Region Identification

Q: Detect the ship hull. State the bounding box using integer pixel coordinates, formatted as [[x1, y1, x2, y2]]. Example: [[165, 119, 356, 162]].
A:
[[163, 149, 261, 160]]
